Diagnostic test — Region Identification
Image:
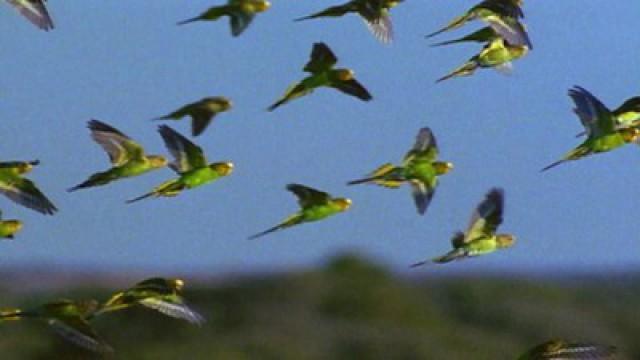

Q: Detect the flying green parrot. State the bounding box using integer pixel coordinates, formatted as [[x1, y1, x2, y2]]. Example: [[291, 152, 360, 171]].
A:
[[177, 0, 271, 36], [517, 339, 617, 359], [127, 125, 233, 203], [68, 120, 168, 192], [347, 127, 453, 215], [0, 299, 112, 353], [268, 42, 372, 111], [0, 159, 57, 215], [542, 86, 640, 171], [93, 277, 204, 325], [295, 0, 404, 44], [249, 184, 352, 239], [410, 188, 514, 267], [426, 0, 531, 48], [576, 95, 640, 137], [4, 0, 54, 31], [436, 36, 528, 83], [0, 210, 22, 239], [154, 97, 233, 137]]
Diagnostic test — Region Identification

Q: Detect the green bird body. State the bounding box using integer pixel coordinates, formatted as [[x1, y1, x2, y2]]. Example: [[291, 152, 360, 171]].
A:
[[5, 0, 54, 31], [69, 120, 168, 192], [127, 125, 233, 203], [155, 97, 233, 137], [517, 339, 617, 359], [576, 96, 640, 137], [178, 0, 271, 36], [249, 184, 351, 239], [0, 160, 57, 215], [268, 42, 372, 111], [0, 299, 112, 353], [411, 188, 514, 267], [296, 0, 403, 43], [542, 86, 640, 171], [94, 278, 204, 324], [426, 0, 531, 48], [437, 37, 528, 82], [0, 210, 22, 239], [348, 127, 453, 215]]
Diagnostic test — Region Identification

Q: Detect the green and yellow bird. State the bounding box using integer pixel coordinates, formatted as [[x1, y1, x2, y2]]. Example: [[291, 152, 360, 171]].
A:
[[127, 125, 233, 203], [177, 0, 271, 36], [0, 299, 112, 353], [576, 95, 640, 137], [94, 277, 204, 324], [542, 86, 640, 171], [4, 0, 54, 31], [68, 120, 168, 192], [426, 0, 531, 48], [517, 339, 617, 359], [0, 210, 22, 239], [0, 159, 57, 215], [348, 127, 453, 215], [154, 97, 233, 137], [249, 184, 351, 239], [268, 42, 372, 111], [295, 0, 404, 44], [436, 36, 528, 82], [411, 188, 514, 267]]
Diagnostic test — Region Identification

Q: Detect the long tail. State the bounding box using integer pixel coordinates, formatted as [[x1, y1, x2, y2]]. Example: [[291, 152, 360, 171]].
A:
[[425, 15, 468, 39], [430, 38, 466, 47], [177, 16, 202, 26], [248, 215, 300, 240], [267, 99, 287, 112], [126, 192, 155, 204], [436, 61, 478, 83], [540, 159, 566, 172], [347, 176, 379, 185], [67, 171, 116, 192], [409, 260, 429, 268]]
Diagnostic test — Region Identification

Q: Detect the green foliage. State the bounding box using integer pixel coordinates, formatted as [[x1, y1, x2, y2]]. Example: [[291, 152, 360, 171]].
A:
[[0, 254, 637, 359]]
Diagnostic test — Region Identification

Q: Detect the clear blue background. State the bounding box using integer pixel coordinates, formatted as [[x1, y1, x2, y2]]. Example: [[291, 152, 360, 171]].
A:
[[0, 1, 639, 274]]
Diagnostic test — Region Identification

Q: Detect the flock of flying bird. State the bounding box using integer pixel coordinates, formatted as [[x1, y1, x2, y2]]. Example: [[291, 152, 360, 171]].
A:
[[0, 0, 632, 358]]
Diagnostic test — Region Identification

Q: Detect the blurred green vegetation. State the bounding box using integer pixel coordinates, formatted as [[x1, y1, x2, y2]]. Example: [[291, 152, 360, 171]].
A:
[[0, 254, 637, 359]]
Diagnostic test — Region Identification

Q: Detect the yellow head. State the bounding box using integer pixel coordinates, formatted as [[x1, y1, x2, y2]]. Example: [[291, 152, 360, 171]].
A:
[[333, 198, 352, 211], [243, 0, 271, 13], [1, 220, 23, 238], [148, 155, 168, 169], [433, 161, 454, 175], [170, 278, 185, 291], [335, 69, 354, 82], [13, 160, 39, 175], [211, 162, 234, 176], [620, 127, 640, 143], [496, 234, 516, 248]]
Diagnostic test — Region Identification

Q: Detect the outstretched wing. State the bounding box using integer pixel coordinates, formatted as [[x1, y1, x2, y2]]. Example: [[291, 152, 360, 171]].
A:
[[0, 177, 57, 215], [569, 86, 616, 138], [7, 0, 54, 31], [464, 188, 504, 242], [88, 119, 145, 165], [229, 11, 255, 36], [286, 183, 331, 208], [139, 297, 205, 325], [303, 43, 338, 73], [410, 180, 435, 215], [332, 78, 373, 101], [403, 127, 438, 164], [48, 317, 112, 353], [158, 125, 207, 173]]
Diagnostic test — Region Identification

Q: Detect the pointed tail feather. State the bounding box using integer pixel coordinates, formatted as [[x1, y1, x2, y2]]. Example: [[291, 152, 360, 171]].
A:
[[248, 224, 284, 240], [409, 260, 428, 268], [430, 38, 465, 47], [425, 16, 467, 39], [347, 177, 377, 185], [436, 61, 478, 83], [267, 99, 286, 112], [540, 160, 566, 172], [126, 192, 154, 204], [177, 17, 201, 26]]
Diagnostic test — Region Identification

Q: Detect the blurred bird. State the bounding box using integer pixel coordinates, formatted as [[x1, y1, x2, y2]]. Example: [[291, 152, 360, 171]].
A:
[[517, 339, 617, 359], [94, 277, 204, 325], [177, 0, 271, 36], [576, 95, 640, 137], [0, 299, 112, 353], [436, 37, 528, 82], [0, 159, 57, 215], [127, 125, 233, 203], [154, 97, 233, 137], [249, 184, 351, 239], [4, 0, 54, 31], [426, 0, 531, 48], [410, 188, 514, 267], [348, 127, 453, 215], [542, 86, 640, 171], [295, 0, 404, 44], [268, 42, 372, 111], [0, 210, 22, 239], [68, 120, 168, 192], [430, 26, 499, 47]]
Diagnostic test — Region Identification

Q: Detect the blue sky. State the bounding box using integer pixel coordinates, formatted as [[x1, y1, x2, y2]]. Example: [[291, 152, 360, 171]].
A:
[[0, 1, 639, 274]]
